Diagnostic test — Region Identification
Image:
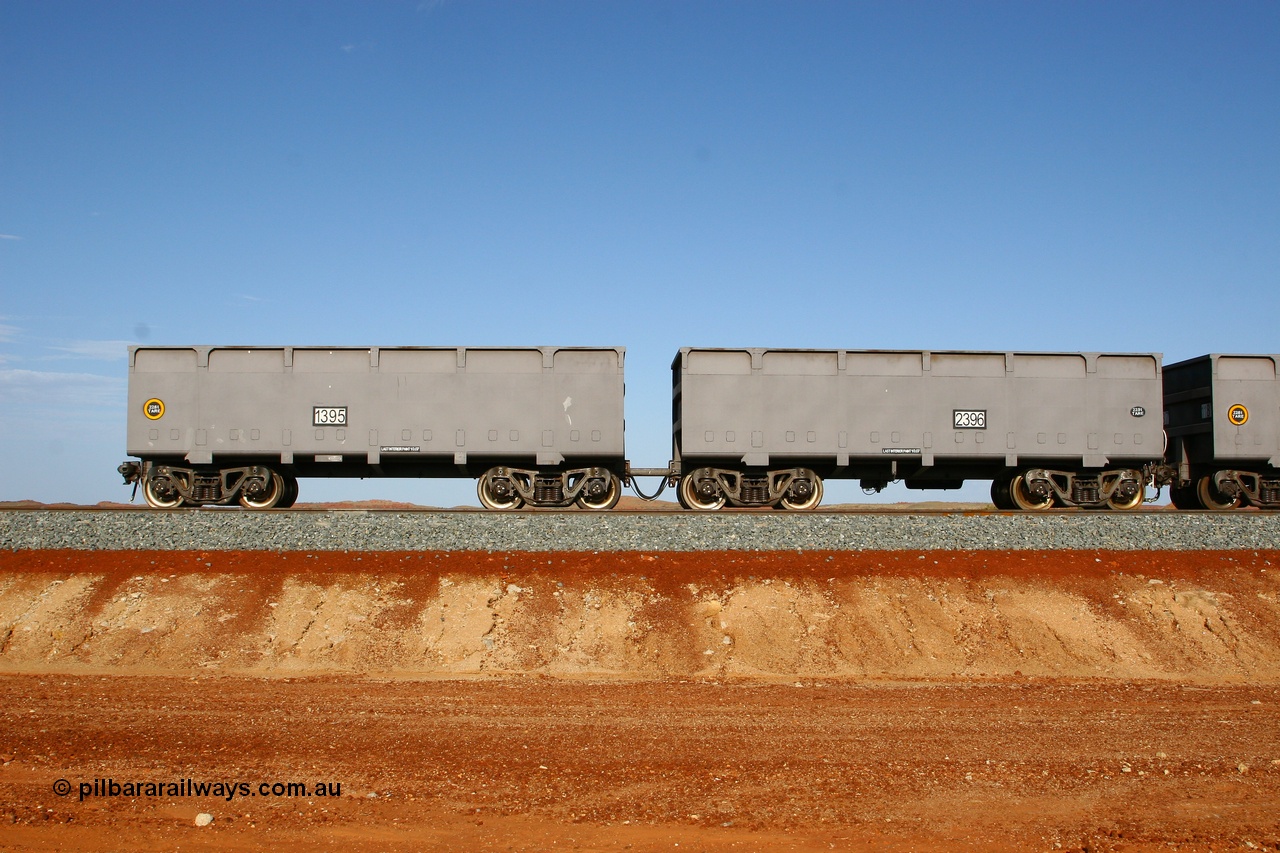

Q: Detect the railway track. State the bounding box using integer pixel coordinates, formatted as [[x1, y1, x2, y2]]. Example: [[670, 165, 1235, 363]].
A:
[[3, 506, 1278, 552]]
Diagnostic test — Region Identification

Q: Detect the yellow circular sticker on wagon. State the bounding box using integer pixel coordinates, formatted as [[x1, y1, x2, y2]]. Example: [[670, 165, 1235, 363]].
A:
[[143, 398, 165, 420], [1227, 404, 1249, 426]]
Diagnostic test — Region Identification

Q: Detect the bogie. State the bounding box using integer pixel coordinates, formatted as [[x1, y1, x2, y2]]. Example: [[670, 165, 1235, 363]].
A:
[[478, 466, 622, 510]]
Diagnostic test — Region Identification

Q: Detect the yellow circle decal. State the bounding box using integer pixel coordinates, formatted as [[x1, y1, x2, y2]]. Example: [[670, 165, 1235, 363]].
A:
[[143, 398, 165, 420], [1227, 404, 1249, 426]]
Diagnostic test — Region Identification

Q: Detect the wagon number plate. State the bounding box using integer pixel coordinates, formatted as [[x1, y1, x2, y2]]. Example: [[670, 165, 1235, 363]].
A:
[[953, 409, 986, 429], [313, 406, 348, 427]]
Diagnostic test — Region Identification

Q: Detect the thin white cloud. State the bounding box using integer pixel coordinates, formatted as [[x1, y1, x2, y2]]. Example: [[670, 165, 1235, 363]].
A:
[[341, 40, 375, 53], [0, 234, 21, 241], [0, 323, 19, 343], [46, 340, 135, 361], [0, 368, 125, 409]]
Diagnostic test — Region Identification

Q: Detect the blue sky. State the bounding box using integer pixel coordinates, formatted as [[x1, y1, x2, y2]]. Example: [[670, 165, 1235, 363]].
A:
[[2, 1, 1277, 507]]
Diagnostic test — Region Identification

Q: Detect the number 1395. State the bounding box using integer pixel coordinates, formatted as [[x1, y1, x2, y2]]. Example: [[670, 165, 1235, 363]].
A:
[[313, 406, 347, 426]]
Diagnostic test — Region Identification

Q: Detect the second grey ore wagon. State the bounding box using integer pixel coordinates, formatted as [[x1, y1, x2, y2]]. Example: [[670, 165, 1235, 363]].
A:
[[119, 345, 627, 509], [671, 348, 1165, 510]]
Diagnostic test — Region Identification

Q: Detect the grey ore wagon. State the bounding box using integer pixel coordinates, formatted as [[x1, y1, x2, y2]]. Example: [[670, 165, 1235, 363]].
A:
[[119, 346, 627, 509], [671, 348, 1165, 510]]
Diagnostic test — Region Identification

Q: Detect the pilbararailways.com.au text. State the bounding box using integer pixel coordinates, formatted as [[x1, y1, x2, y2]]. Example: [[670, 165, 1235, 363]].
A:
[[54, 778, 343, 802]]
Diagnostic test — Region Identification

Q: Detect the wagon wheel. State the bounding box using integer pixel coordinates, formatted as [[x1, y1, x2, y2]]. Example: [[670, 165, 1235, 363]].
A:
[[676, 479, 692, 509], [779, 473, 823, 511], [1196, 475, 1243, 511], [143, 475, 184, 509], [576, 473, 621, 510], [477, 468, 524, 510], [239, 470, 287, 509], [1168, 484, 1202, 510], [1105, 479, 1146, 511], [1008, 472, 1054, 511], [679, 472, 726, 512], [277, 474, 299, 509], [990, 478, 1014, 510]]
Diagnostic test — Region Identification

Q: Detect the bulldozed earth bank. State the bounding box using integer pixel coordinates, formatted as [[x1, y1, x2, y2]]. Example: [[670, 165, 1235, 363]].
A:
[[5, 512, 1280, 851], [2, 547, 1279, 681], [3, 508, 1280, 680]]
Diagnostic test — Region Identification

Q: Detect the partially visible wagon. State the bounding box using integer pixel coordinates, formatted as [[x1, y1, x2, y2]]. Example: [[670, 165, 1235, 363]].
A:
[[119, 345, 627, 509], [671, 348, 1166, 510], [1163, 353, 1280, 509]]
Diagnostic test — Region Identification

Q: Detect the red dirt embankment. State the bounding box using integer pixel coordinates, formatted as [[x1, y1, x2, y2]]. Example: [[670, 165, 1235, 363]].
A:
[[4, 548, 1280, 851], [2, 549, 1278, 681]]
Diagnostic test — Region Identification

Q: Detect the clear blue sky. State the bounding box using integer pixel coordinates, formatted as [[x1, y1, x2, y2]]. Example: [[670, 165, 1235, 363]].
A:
[[2, 1, 1277, 506]]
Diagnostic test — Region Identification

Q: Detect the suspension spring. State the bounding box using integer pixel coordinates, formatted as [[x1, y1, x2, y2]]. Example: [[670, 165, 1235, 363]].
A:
[[192, 475, 221, 503], [534, 477, 564, 504], [740, 478, 769, 505], [1072, 478, 1100, 506]]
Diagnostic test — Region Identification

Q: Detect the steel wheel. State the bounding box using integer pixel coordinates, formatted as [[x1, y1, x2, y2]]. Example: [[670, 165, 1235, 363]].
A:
[[239, 470, 286, 509], [679, 472, 726, 512], [1169, 484, 1202, 510], [1196, 475, 1243, 510], [277, 474, 299, 509], [779, 473, 823, 511], [1106, 479, 1145, 511], [676, 479, 692, 509], [990, 478, 1014, 510], [477, 469, 524, 510], [143, 475, 183, 509], [1009, 473, 1054, 511], [576, 473, 621, 510]]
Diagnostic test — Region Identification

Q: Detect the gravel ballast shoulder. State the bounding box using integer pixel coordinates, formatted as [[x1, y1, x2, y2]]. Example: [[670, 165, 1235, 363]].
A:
[[2, 509, 1279, 551]]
